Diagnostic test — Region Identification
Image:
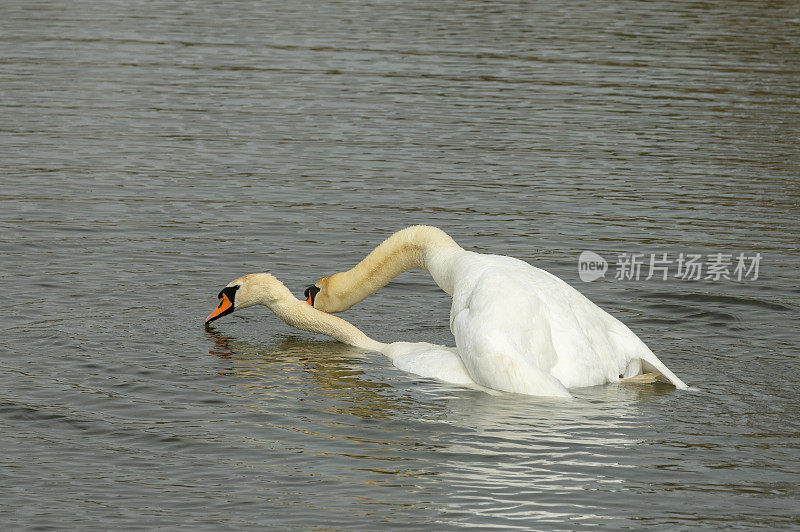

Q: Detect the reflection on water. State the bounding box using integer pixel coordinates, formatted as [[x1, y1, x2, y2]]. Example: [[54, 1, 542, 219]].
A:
[[204, 328, 699, 525], [206, 326, 677, 428], [1, 0, 798, 528], [206, 328, 404, 420]]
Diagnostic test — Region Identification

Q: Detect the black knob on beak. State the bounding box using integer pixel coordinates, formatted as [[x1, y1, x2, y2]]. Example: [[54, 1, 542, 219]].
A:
[[304, 285, 320, 306]]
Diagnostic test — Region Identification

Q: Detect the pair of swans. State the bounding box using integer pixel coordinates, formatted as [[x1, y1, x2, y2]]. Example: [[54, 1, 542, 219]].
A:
[[205, 226, 687, 397]]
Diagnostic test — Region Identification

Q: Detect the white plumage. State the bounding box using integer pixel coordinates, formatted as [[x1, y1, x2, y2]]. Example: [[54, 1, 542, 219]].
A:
[[310, 226, 688, 398]]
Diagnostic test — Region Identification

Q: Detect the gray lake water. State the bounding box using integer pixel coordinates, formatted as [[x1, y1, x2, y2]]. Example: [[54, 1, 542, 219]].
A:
[[2, 0, 799, 529]]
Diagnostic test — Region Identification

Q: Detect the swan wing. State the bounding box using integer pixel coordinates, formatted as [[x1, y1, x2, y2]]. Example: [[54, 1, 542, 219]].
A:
[[447, 258, 573, 397], [451, 303, 573, 397], [544, 270, 689, 389], [447, 252, 685, 392]]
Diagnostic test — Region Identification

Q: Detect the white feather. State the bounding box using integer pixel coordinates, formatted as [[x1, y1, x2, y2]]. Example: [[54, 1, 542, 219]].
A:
[[315, 226, 689, 398]]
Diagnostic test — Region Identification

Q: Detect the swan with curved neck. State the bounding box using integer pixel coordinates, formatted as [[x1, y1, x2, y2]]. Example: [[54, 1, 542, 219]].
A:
[[304, 226, 688, 397], [205, 273, 475, 387]]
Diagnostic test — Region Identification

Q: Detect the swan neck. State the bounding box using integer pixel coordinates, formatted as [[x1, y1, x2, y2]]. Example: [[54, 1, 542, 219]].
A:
[[271, 299, 385, 352], [328, 226, 462, 310]]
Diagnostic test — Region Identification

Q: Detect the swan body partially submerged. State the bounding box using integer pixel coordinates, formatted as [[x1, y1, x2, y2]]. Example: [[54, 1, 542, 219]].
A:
[[304, 226, 688, 397]]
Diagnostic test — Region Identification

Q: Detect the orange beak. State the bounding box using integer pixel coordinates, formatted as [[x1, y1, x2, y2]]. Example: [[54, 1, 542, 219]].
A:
[[306, 293, 313, 306], [205, 293, 233, 324]]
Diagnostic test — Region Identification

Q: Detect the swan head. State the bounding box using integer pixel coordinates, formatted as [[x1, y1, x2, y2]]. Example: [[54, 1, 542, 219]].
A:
[[303, 275, 352, 313], [205, 272, 295, 324]]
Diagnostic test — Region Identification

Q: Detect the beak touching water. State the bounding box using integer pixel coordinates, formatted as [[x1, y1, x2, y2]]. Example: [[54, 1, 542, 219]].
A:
[[206, 294, 233, 324]]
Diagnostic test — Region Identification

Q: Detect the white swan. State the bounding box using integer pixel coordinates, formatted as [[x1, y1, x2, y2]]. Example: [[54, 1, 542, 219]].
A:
[[205, 273, 476, 387], [303, 226, 688, 398]]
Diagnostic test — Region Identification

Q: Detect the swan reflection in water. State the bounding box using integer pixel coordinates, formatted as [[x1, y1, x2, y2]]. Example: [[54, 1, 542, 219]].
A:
[[204, 327, 679, 524], [204, 326, 675, 438], [205, 327, 400, 421]]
